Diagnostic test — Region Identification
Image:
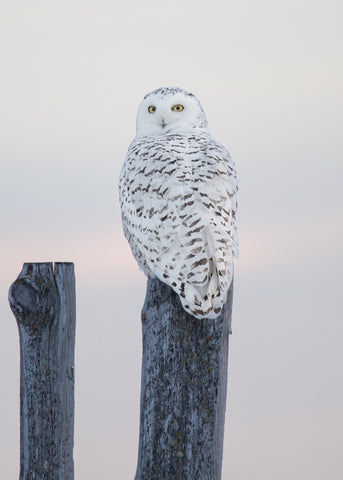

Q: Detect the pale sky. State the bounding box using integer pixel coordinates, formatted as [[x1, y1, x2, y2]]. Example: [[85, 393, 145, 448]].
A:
[[1, 1, 342, 479]]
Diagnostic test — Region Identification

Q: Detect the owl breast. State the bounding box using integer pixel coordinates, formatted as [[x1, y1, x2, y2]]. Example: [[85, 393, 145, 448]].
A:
[[119, 131, 238, 319]]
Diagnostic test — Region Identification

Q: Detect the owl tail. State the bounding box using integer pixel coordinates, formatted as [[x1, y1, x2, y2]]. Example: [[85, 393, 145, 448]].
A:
[[177, 261, 233, 320]]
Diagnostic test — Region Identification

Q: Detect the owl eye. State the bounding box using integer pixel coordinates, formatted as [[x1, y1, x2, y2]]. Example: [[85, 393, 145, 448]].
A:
[[148, 105, 156, 113], [172, 104, 184, 112]]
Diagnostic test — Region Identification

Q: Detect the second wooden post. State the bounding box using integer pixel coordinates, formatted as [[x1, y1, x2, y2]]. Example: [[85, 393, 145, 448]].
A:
[[9, 262, 76, 480]]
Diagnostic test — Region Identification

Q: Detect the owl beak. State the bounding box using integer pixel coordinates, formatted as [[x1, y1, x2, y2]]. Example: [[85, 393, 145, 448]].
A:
[[161, 118, 167, 129]]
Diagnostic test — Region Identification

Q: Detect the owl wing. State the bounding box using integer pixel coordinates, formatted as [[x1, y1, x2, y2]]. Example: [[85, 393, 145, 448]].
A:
[[119, 134, 238, 319]]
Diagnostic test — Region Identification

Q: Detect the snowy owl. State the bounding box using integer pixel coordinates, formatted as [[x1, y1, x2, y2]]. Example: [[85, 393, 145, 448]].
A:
[[119, 87, 238, 319]]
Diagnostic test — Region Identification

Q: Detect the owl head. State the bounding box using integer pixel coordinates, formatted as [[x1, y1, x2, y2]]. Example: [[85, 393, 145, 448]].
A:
[[135, 87, 208, 137]]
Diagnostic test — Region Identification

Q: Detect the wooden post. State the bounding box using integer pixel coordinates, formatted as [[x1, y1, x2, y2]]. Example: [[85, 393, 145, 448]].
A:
[[8, 262, 76, 480], [135, 277, 233, 480]]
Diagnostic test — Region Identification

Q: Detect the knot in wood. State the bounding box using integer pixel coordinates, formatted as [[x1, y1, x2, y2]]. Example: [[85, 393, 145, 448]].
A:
[[8, 263, 59, 333]]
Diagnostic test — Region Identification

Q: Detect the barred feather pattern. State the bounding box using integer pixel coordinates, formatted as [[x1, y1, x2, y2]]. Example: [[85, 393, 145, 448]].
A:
[[119, 129, 238, 319]]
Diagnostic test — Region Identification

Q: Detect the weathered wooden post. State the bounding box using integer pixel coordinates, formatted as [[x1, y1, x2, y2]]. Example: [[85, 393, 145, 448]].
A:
[[8, 262, 76, 480], [135, 276, 233, 480]]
